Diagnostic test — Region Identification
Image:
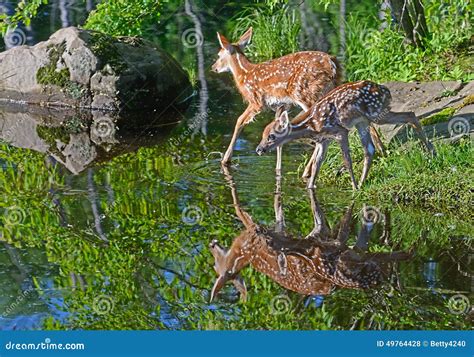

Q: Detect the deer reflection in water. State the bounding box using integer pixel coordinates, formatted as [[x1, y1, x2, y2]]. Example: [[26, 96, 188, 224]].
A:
[[210, 167, 414, 302]]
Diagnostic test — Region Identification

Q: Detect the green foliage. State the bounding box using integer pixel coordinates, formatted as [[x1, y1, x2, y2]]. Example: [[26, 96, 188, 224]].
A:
[[84, 0, 167, 37], [0, 0, 48, 34], [345, 0, 473, 82], [231, 3, 300, 61]]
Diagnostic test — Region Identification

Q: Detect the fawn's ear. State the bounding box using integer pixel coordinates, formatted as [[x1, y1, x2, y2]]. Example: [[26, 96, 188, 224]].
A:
[[217, 32, 233, 52], [237, 27, 253, 49], [278, 110, 290, 127], [233, 275, 247, 302]]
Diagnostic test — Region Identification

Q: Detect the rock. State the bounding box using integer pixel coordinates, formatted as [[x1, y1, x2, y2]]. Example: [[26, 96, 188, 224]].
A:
[[377, 81, 474, 144], [0, 27, 192, 112], [384, 81, 465, 117]]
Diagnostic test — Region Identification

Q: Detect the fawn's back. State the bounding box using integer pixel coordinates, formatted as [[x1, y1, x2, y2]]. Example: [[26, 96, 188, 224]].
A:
[[292, 80, 392, 131], [240, 51, 341, 109]]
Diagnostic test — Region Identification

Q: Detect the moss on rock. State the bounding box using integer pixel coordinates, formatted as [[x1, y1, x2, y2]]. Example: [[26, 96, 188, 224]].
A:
[[36, 42, 71, 87]]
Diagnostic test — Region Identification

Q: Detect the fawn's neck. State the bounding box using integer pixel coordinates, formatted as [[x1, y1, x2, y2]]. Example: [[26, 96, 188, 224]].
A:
[[228, 52, 254, 84]]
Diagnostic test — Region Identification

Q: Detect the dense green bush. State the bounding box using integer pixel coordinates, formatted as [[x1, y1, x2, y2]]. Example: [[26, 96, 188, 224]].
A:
[[84, 0, 167, 37]]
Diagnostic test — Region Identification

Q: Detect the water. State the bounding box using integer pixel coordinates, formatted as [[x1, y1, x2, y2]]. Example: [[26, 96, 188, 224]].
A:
[[0, 1, 472, 330]]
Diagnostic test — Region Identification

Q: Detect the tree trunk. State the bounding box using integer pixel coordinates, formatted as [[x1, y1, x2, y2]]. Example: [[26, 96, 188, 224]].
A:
[[339, 0, 346, 59], [389, 0, 415, 45], [388, 0, 428, 47], [411, 0, 429, 41]]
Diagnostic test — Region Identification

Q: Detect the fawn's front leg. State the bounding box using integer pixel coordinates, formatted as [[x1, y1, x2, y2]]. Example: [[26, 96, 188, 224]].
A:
[[306, 140, 329, 189], [337, 131, 358, 190], [222, 105, 260, 165]]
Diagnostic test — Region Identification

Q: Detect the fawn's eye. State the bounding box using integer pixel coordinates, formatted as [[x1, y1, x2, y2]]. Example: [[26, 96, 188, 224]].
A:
[[268, 134, 276, 141]]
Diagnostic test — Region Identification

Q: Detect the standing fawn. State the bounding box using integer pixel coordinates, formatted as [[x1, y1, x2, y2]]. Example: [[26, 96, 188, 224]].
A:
[[210, 166, 412, 302], [212, 28, 385, 175], [256, 80, 436, 190]]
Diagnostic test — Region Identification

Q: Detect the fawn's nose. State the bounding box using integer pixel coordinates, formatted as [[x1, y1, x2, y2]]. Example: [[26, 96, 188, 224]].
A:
[[255, 146, 265, 156]]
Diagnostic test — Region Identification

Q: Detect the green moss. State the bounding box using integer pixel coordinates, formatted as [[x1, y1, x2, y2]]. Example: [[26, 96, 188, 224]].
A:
[[36, 43, 71, 87], [36, 117, 87, 147], [420, 107, 457, 126], [37, 126, 70, 147], [37, 67, 70, 87], [420, 94, 474, 126]]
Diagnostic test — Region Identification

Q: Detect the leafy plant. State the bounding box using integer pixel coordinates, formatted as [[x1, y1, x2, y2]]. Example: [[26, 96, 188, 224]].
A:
[[344, 0, 473, 82], [84, 0, 167, 37], [231, 3, 300, 61]]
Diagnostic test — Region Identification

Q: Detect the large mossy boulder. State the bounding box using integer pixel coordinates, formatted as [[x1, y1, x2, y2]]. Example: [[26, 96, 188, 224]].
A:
[[0, 27, 192, 111]]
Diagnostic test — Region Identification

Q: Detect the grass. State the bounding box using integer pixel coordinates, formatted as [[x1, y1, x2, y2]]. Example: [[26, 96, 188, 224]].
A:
[[231, 4, 300, 62], [345, 0, 473, 82], [294, 136, 473, 217]]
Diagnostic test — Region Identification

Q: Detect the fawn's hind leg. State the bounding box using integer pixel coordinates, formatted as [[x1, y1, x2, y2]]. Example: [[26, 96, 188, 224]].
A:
[[379, 112, 436, 155], [356, 122, 376, 187], [369, 126, 386, 156]]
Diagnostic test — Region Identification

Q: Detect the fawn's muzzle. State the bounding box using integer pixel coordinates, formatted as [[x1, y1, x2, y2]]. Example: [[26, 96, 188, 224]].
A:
[[255, 146, 266, 156]]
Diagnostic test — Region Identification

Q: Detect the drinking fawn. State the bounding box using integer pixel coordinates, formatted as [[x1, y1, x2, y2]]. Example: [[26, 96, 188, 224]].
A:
[[212, 28, 386, 175], [256, 80, 436, 190]]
